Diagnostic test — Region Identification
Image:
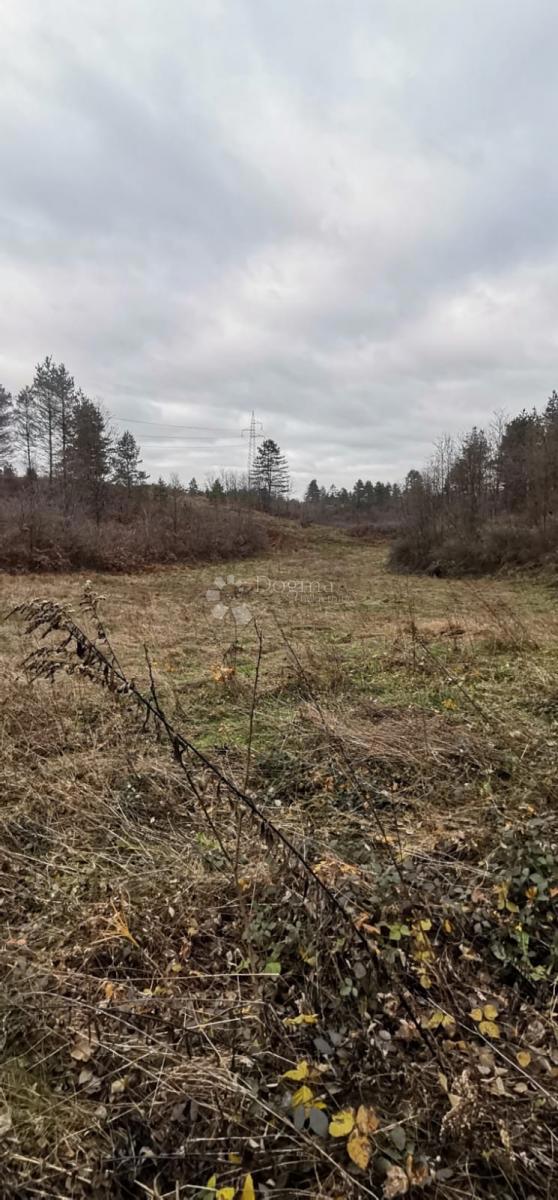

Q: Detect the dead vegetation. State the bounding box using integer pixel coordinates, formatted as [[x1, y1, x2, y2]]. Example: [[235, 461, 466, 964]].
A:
[[1, 539, 557, 1198]]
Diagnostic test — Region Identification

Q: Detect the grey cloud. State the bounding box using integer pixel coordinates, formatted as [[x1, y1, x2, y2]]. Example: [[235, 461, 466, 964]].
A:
[[1, 0, 558, 493]]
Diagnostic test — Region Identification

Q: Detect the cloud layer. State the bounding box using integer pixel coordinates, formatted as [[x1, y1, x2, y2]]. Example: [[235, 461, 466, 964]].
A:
[[2, 0, 558, 491]]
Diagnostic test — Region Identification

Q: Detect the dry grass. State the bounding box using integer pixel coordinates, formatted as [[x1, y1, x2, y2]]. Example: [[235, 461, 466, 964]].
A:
[[1, 533, 558, 1198]]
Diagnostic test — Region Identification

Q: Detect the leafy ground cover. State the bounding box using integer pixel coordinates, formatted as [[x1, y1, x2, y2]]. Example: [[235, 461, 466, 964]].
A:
[[1, 529, 557, 1198]]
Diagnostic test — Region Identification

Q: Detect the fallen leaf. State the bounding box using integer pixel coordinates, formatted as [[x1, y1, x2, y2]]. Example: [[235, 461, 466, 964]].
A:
[[347, 1130, 371, 1169], [110, 1077, 128, 1096], [406, 1155, 432, 1187], [483, 1004, 499, 1020], [383, 1164, 409, 1197], [470, 1008, 483, 1023], [329, 1109, 355, 1137], [70, 1034, 94, 1063], [478, 1020, 500, 1039], [389, 1125, 406, 1152], [284, 1013, 318, 1027], [308, 1106, 329, 1137], [241, 1174, 255, 1200], [282, 1060, 309, 1081], [216, 1189, 235, 1200], [356, 1104, 380, 1135], [291, 1085, 313, 1107], [516, 1050, 531, 1068]]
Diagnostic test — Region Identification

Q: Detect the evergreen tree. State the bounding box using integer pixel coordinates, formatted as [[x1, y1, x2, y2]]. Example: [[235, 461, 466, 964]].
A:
[[154, 476, 168, 505], [0, 385, 13, 467], [14, 386, 39, 475], [55, 361, 76, 498], [112, 430, 148, 494], [188, 477, 200, 495], [304, 478, 321, 504], [207, 478, 225, 502], [68, 398, 112, 521], [253, 439, 290, 506], [33, 356, 60, 483], [352, 479, 365, 508]]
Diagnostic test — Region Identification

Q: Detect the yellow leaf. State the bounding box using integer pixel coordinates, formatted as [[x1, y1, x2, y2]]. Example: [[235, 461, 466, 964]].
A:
[[356, 1104, 380, 1135], [525, 886, 537, 901], [516, 1050, 531, 1068], [470, 1008, 483, 1022], [426, 1011, 444, 1029], [217, 1189, 235, 1200], [418, 918, 432, 931], [241, 1176, 255, 1200], [443, 919, 453, 933], [206, 1177, 217, 1190], [419, 973, 432, 988], [284, 1013, 318, 1026], [347, 1130, 371, 1170], [282, 1060, 309, 1081], [483, 1004, 499, 1020], [505, 899, 519, 913], [328, 1109, 355, 1137], [291, 1085, 313, 1107], [229, 1152, 242, 1164], [478, 1019, 500, 1039]]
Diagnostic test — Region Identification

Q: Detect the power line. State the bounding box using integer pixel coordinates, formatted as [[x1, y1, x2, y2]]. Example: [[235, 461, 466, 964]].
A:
[[132, 435, 241, 443], [112, 414, 234, 433]]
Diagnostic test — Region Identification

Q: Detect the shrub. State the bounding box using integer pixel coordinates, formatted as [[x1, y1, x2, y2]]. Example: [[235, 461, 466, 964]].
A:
[[0, 485, 269, 572], [389, 519, 558, 576]]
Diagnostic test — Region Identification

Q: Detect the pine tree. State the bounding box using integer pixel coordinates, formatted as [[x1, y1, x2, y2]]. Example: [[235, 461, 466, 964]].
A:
[[253, 439, 290, 507], [0, 385, 13, 467], [33, 356, 59, 483], [14, 386, 40, 475], [352, 479, 365, 509], [188, 477, 199, 495], [112, 431, 148, 495], [68, 398, 112, 521], [304, 478, 321, 504], [207, 478, 225, 502], [55, 362, 76, 498]]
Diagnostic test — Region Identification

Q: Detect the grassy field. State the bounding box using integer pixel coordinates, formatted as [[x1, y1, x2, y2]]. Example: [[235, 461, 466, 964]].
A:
[[1, 529, 557, 1198]]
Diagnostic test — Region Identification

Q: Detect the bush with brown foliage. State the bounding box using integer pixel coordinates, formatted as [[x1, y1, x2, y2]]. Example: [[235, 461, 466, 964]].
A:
[[0, 479, 269, 572], [390, 519, 558, 576]]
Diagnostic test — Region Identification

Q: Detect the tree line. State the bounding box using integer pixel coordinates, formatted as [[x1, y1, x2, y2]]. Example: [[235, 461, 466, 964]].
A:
[[392, 391, 558, 573], [0, 357, 148, 520]]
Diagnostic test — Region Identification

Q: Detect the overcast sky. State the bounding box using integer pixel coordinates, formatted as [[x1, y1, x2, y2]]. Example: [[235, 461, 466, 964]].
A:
[[2, 1, 558, 493]]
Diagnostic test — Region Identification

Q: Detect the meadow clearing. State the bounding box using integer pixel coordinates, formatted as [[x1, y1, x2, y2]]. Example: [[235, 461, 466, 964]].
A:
[[1, 528, 557, 1199]]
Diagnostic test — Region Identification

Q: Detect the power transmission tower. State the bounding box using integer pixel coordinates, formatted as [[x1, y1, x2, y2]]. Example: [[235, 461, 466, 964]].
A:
[[242, 411, 263, 488]]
